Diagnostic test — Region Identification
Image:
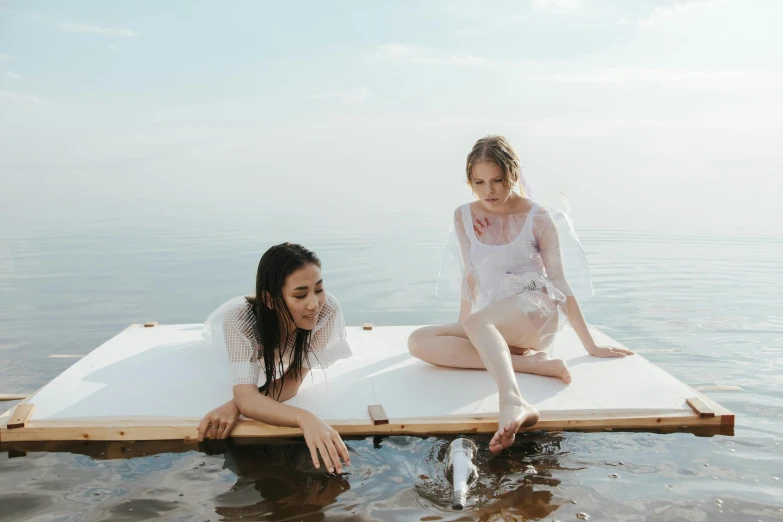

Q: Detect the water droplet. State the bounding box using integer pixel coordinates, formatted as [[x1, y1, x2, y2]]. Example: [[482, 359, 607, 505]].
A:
[[609, 473, 619, 479], [773, 477, 779, 481], [571, 500, 578, 504], [704, 463, 710, 467], [576, 513, 589, 520]]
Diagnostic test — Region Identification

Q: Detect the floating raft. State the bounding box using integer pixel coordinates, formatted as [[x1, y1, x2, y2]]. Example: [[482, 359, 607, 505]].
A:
[[0, 324, 733, 442]]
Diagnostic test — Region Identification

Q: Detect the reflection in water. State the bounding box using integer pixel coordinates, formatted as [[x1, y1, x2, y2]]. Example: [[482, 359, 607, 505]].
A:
[[213, 441, 352, 521]]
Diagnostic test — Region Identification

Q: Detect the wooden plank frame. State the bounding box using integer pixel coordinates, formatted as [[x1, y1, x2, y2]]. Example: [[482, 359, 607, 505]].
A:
[[0, 323, 735, 443]]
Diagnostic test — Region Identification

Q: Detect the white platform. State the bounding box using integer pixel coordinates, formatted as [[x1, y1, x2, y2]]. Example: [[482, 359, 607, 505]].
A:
[[28, 324, 692, 420]]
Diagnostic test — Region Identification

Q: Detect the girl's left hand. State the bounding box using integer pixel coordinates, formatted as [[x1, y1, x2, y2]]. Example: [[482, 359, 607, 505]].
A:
[[588, 345, 634, 358], [197, 400, 240, 441]]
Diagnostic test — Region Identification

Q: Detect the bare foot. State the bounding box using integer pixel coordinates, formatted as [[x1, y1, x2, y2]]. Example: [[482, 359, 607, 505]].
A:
[[535, 357, 572, 384], [512, 353, 572, 383], [489, 402, 540, 454]]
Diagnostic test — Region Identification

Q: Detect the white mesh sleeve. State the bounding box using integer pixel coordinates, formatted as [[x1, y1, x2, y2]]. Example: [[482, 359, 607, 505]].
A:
[[534, 208, 575, 298], [222, 302, 261, 386], [305, 292, 352, 369], [454, 206, 477, 307]]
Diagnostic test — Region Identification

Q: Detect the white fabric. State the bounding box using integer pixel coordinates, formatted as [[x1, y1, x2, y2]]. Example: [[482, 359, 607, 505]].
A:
[[459, 202, 546, 310], [204, 292, 351, 386], [439, 199, 595, 349]]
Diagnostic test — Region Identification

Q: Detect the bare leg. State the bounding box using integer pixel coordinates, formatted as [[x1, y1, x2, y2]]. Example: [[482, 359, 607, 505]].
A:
[[408, 324, 571, 383], [458, 300, 547, 453]]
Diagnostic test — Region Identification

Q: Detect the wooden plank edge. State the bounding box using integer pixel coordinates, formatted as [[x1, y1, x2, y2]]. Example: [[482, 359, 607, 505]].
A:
[[7, 404, 36, 429], [0, 394, 29, 402], [368, 405, 389, 425], [686, 397, 715, 418], [0, 410, 728, 442]]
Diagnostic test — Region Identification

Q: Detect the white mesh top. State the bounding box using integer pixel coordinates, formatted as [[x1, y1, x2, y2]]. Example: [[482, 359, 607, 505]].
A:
[[204, 292, 352, 386]]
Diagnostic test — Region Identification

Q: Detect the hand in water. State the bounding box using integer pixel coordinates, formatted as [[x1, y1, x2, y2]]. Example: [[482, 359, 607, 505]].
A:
[[297, 411, 351, 474]]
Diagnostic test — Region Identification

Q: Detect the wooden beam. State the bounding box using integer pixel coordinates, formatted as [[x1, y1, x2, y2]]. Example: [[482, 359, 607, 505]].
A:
[[368, 405, 389, 425], [0, 394, 28, 402], [686, 397, 715, 418], [363, 323, 373, 331], [0, 408, 733, 442], [144, 322, 158, 328], [7, 404, 35, 429]]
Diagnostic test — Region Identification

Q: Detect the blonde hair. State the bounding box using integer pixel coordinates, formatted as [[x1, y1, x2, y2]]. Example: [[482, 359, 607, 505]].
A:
[[465, 135, 521, 189]]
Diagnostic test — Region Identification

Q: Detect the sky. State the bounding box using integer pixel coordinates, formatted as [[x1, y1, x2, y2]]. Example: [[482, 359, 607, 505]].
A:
[[1, 0, 781, 234]]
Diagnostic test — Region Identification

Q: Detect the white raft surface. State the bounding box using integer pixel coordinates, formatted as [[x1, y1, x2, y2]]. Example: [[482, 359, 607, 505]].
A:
[[0, 324, 733, 442]]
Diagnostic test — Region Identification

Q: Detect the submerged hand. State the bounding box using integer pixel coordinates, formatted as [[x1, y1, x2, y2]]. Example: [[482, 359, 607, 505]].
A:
[[588, 345, 634, 358], [297, 411, 351, 474], [197, 400, 240, 441]]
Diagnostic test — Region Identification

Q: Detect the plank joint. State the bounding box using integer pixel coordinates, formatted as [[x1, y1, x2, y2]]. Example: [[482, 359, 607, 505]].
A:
[[686, 397, 715, 418], [368, 404, 388, 425], [8, 404, 36, 429]]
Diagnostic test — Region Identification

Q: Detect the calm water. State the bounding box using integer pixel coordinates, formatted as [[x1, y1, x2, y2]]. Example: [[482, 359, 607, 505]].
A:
[[1, 214, 781, 521]]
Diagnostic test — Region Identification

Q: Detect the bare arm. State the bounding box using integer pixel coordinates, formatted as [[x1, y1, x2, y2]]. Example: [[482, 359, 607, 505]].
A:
[[454, 207, 475, 323], [259, 367, 310, 403], [234, 377, 350, 473], [535, 210, 632, 357], [233, 383, 309, 427]]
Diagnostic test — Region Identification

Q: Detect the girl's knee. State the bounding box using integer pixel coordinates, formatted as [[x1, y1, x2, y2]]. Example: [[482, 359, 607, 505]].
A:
[[462, 311, 488, 334], [407, 327, 429, 358]]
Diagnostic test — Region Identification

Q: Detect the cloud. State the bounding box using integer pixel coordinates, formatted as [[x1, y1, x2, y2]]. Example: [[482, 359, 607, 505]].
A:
[[532, 68, 745, 83], [0, 91, 49, 104], [5, 71, 22, 79], [313, 87, 370, 104], [531, 0, 590, 13], [642, 0, 727, 27], [374, 44, 532, 69], [0, 54, 13, 61], [58, 22, 137, 37]]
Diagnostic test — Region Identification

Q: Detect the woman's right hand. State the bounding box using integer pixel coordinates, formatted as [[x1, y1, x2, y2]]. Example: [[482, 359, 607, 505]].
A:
[[296, 411, 351, 474]]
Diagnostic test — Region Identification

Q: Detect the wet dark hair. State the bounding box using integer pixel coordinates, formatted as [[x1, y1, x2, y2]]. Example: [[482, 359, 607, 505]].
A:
[[246, 242, 321, 400]]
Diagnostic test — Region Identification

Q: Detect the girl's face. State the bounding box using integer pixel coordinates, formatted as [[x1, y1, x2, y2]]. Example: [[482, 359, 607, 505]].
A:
[[470, 162, 513, 208], [281, 263, 326, 331]]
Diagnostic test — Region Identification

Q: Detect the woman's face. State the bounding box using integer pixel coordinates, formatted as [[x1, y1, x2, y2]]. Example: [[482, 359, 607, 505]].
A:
[[281, 263, 326, 331], [470, 162, 513, 208]]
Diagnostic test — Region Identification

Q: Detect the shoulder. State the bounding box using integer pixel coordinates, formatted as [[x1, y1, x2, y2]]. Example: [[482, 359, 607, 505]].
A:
[[531, 206, 560, 239], [319, 291, 342, 321], [216, 296, 254, 327], [453, 203, 471, 225]]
